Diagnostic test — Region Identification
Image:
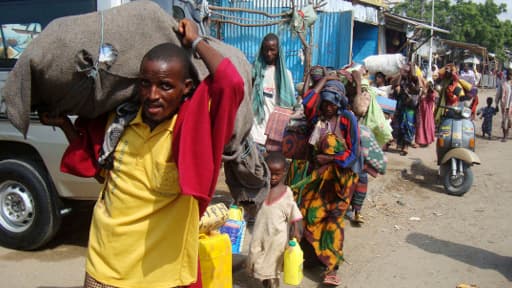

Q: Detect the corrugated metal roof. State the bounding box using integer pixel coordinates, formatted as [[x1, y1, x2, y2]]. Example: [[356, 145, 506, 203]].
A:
[[384, 12, 450, 34], [211, 0, 354, 83]]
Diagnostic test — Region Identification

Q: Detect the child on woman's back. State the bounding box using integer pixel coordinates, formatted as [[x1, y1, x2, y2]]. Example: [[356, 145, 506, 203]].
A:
[[477, 97, 498, 139], [247, 152, 303, 288]]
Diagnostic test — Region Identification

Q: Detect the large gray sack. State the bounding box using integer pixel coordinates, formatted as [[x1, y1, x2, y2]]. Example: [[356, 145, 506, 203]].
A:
[[2, 0, 253, 143], [2, 0, 267, 203]]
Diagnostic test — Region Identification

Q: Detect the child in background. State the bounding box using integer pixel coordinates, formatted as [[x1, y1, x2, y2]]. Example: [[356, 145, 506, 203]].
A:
[[477, 97, 498, 139], [247, 152, 303, 288]]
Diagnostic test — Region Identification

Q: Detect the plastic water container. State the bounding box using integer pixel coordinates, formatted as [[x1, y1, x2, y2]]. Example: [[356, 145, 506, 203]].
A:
[[283, 238, 303, 286], [219, 219, 246, 254], [228, 204, 244, 221], [198, 231, 232, 288]]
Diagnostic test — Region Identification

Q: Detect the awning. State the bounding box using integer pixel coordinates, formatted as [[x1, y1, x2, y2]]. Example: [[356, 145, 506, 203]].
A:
[[357, 0, 388, 8], [383, 12, 450, 34], [440, 39, 488, 57]]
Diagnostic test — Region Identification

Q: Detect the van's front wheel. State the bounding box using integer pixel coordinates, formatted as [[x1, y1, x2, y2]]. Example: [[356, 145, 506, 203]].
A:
[[0, 159, 61, 250]]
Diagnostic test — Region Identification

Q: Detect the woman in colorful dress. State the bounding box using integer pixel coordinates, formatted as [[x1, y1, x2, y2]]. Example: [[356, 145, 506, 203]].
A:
[[435, 63, 463, 125], [391, 64, 421, 155], [415, 81, 437, 146], [292, 73, 360, 286]]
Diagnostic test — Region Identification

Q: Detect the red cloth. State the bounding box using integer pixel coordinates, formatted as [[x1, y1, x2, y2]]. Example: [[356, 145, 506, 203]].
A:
[[265, 106, 293, 142], [60, 115, 107, 177], [173, 58, 244, 215]]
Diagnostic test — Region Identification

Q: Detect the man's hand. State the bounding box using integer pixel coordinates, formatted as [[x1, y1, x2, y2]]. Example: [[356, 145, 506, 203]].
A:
[[39, 112, 71, 128], [177, 19, 200, 48], [39, 112, 79, 143]]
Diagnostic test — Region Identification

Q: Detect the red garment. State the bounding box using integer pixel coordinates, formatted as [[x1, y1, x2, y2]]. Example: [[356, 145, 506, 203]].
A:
[[415, 90, 436, 145], [173, 58, 244, 214], [445, 73, 460, 106], [265, 106, 293, 142], [60, 115, 107, 177], [61, 58, 243, 214]]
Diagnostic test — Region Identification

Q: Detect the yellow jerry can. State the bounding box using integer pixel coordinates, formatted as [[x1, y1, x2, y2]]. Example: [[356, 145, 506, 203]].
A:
[[458, 78, 473, 92], [198, 231, 232, 288], [283, 238, 304, 286], [227, 204, 244, 221]]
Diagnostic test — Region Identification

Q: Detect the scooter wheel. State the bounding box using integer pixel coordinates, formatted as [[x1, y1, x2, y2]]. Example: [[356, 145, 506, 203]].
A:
[[441, 163, 473, 196]]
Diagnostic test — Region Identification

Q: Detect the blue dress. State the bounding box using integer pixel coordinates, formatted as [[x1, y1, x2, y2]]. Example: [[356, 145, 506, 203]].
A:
[[479, 106, 497, 136]]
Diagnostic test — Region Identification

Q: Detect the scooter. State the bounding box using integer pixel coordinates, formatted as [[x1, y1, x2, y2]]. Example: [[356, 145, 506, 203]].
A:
[[436, 104, 480, 196]]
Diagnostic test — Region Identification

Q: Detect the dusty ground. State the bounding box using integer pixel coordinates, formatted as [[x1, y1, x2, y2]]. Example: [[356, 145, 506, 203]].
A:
[[0, 88, 510, 288], [230, 88, 512, 288]]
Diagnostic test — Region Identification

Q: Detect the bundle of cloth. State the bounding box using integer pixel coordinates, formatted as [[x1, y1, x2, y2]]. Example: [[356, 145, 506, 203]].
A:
[[2, 0, 268, 204], [363, 54, 406, 77], [335, 65, 393, 146]]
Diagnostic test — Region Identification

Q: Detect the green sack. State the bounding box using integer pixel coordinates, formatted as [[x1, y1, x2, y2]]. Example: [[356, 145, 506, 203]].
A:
[[362, 87, 393, 146]]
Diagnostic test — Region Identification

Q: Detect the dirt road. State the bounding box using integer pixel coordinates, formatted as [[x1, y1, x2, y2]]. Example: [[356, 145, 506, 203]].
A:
[[0, 88, 510, 288]]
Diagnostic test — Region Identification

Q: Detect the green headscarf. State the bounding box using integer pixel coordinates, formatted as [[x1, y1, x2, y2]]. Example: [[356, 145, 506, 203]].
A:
[[252, 35, 295, 124]]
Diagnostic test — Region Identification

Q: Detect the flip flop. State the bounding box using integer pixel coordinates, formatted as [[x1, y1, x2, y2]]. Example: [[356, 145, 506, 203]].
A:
[[323, 273, 341, 286], [352, 212, 365, 224]]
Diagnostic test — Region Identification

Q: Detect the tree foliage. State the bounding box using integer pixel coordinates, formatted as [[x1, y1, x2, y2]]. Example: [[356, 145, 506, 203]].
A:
[[392, 0, 511, 59]]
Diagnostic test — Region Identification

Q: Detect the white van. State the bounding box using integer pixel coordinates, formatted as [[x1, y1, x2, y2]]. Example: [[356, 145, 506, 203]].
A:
[[0, 0, 135, 251]]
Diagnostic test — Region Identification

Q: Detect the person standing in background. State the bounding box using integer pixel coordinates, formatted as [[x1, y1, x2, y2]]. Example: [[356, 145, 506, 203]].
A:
[[498, 72, 512, 142], [460, 63, 476, 86], [391, 64, 421, 156], [415, 81, 437, 147], [251, 33, 296, 152]]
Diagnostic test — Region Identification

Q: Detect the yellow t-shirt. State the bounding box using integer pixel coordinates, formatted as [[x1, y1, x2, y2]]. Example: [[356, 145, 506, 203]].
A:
[[86, 110, 199, 288]]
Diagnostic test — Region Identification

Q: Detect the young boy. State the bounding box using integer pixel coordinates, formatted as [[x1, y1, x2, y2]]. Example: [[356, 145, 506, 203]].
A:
[[477, 97, 498, 139], [247, 152, 303, 288]]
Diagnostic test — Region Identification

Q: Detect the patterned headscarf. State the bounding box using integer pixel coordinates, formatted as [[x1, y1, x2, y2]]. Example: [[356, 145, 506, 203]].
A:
[[320, 80, 348, 113]]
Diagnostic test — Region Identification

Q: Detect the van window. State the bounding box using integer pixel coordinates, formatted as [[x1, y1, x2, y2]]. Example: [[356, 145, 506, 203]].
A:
[[0, 23, 41, 60], [0, 0, 97, 68]]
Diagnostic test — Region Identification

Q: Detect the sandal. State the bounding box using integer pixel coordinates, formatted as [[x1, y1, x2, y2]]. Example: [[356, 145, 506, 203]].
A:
[[323, 272, 341, 286], [352, 211, 365, 224]]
